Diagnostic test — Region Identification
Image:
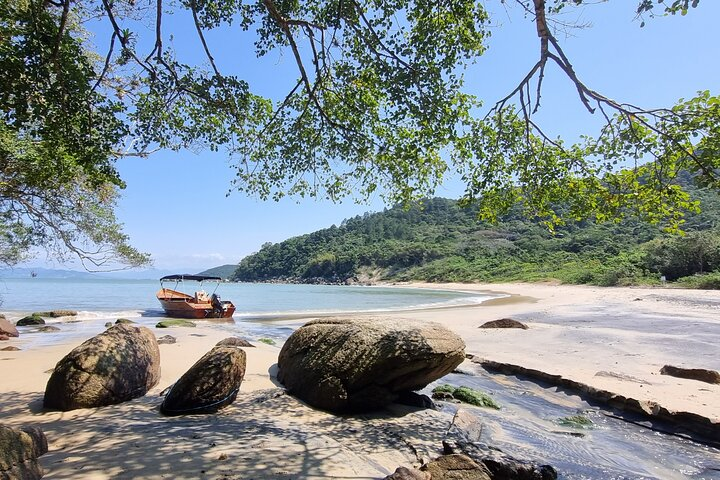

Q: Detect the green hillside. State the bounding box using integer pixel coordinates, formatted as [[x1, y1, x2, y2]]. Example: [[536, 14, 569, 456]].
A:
[[197, 264, 238, 280], [232, 178, 720, 288]]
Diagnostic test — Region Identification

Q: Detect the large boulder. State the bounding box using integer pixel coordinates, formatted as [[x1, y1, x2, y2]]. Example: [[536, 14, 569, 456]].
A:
[[161, 346, 246, 416], [0, 317, 19, 338], [43, 324, 161, 410], [0, 425, 48, 480], [277, 318, 466, 412]]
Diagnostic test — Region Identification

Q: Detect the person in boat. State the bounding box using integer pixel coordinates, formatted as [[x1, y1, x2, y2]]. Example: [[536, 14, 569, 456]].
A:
[[211, 293, 224, 316]]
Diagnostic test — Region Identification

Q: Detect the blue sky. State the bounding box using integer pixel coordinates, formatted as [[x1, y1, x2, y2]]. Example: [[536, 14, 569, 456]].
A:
[[29, 2, 720, 272]]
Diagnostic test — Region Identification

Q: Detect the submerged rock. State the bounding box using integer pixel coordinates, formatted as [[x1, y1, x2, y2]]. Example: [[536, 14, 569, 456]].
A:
[[35, 310, 77, 318], [0, 317, 19, 338], [37, 326, 60, 333], [1, 346, 20, 351], [277, 317, 465, 412], [0, 424, 48, 480], [432, 385, 500, 409], [44, 324, 160, 410], [660, 365, 720, 384], [161, 346, 246, 415], [479, 318, 528, 330], [115, 318, 136, 325]]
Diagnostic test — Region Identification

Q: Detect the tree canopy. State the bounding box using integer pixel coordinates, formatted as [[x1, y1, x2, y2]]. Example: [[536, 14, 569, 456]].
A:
[[0, 0, 716, 267], [1, 0, 149, 268]]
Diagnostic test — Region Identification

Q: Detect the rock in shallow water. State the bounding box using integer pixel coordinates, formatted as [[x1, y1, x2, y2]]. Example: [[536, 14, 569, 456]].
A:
[[277, 317, 465, 413], [43, 324, 161, 411], [161, 346, 246, 415]]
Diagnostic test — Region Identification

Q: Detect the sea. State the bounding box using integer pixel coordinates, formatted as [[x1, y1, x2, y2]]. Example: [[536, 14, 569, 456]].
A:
[[0, 277, 498, 347], [0, 277, 496, 318]]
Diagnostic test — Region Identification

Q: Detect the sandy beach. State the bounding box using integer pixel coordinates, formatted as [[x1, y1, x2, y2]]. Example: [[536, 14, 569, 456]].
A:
[[2, 282, 719, 478]]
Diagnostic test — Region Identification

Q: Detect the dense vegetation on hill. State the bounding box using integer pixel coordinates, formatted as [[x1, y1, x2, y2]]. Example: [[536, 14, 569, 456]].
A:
[[231, 175, 720, 288]]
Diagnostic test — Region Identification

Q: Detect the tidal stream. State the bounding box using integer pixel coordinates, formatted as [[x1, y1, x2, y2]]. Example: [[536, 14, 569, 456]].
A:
[[427, 363, 720, 480]]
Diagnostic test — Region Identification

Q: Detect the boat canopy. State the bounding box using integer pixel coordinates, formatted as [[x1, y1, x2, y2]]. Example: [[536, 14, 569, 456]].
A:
[[160, 274, 222, 282]]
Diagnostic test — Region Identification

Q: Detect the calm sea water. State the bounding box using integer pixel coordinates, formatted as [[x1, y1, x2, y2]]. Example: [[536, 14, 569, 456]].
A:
[[0, 278, 497, 318]]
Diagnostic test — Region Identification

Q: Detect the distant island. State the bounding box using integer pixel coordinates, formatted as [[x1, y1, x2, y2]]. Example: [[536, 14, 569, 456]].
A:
[[214, 173, 720, 289]]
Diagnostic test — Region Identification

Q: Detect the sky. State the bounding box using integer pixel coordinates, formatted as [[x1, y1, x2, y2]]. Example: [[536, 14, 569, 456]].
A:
[[24, 1, 720, 273]]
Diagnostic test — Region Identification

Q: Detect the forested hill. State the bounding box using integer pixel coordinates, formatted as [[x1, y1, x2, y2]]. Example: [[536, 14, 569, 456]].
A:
[[232, 183, 720, 288]]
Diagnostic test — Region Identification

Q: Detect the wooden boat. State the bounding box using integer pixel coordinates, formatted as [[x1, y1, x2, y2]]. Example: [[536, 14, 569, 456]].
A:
[[156, 274, 236, 319]]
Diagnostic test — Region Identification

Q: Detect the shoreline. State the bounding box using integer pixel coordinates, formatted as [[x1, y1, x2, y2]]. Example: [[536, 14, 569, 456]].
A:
[[2, 281, 719, 477]]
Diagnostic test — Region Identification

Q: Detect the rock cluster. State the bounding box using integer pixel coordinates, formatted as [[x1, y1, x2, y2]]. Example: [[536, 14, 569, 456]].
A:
[[277, 318, 465, 412]]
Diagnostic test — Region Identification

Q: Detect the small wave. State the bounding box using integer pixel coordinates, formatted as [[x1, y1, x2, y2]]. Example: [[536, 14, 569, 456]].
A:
[[234, 293, 506, 320], [72, 310, 144, 321]]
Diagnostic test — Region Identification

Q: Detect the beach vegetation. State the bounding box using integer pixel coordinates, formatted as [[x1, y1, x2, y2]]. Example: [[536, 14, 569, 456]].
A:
[[1, 0, 717, 271]]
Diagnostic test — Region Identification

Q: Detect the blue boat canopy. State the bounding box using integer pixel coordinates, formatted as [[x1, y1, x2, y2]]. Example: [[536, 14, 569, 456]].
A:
[[160, 274, 222, 282]]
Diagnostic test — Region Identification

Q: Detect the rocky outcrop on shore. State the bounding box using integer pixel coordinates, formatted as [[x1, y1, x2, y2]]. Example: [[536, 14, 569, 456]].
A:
[[660, 365, 720, 384], [277, 317, 466, 412], [161, 346, 246, 415], [43, 324, 161, 411], [0, 316, 19, 339], [0, 425, 48, 480]]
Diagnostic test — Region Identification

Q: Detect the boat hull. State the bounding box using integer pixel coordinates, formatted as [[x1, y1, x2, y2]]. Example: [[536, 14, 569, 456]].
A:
[[156, 289, 236, 319]]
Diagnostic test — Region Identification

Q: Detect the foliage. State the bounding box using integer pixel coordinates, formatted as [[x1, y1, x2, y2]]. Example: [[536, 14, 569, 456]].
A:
[[3, 0, 717, 269], [674, 272, 720, 290], [0, 1, 149, 269], [232, 175, 720, 287]]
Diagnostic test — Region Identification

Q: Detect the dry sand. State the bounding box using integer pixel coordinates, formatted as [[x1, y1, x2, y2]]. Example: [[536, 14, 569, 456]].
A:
[[1, 282, 719, 478]]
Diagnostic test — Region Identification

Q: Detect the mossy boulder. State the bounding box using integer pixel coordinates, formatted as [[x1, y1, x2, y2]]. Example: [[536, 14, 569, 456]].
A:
[[115, 318, 135, 325], [16, 315, 44, 326], [156, 319, 196, 328], [35, 310, 77, 318]]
